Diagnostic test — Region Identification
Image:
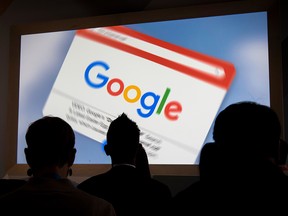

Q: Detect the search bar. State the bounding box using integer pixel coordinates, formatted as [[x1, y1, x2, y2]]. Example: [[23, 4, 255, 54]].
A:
[[92, 27, 225, 78]]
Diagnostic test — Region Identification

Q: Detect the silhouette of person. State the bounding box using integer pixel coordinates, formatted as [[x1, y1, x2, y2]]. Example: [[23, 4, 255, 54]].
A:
[[77, 113, 172, 216], [0, 179, 27, 197], [169, 142, 220, 215], [135, 143, 151, 179], [212, 101, 288, 212], [170, 101, 288, 214], [0, 116, 116, 216]]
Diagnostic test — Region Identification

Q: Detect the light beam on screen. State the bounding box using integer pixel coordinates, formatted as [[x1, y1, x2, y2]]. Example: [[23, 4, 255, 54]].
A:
[[17, 31, 75, 163], [231, 37, 270, 105]]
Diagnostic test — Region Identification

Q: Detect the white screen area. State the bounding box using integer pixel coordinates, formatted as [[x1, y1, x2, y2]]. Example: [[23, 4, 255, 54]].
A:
[[17, 11, 270, 165]]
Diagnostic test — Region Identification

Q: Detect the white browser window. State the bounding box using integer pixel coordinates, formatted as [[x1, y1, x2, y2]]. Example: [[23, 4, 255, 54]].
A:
[[43, 26, 235, 164]]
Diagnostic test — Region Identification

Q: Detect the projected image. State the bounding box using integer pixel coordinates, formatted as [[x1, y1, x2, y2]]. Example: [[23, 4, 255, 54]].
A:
[[18, 11, 269, 165]]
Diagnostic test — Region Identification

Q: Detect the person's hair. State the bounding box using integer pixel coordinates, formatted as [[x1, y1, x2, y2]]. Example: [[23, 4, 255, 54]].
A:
[[213, 101, 281, 159], [106, 113, 140, 162], [25, 116, 75, 169]]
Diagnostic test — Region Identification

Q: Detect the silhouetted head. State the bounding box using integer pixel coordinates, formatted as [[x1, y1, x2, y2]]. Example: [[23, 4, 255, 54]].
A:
[[105, 113, 140, 164], [213, 101, 281, 161], [25, 116, 76, 174]]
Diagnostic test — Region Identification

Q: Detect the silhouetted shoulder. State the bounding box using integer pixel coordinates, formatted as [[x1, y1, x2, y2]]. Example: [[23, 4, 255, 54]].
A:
[[0, 179, 27, 197], [148, 178, 171, 196]]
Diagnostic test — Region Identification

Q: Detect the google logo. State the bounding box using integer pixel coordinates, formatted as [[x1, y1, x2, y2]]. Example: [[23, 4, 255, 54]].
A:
[[84, 61, 182, 121]]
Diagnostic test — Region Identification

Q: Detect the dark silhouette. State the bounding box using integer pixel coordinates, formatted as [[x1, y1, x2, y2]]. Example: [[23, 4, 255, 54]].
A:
[[170, 101, 288, 214], [135, 143, 151, 178], [0, 179, 27, 197], [169, 142, 220, 215], [77, 113, 172, 216], [0, 116, 116, 216]]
